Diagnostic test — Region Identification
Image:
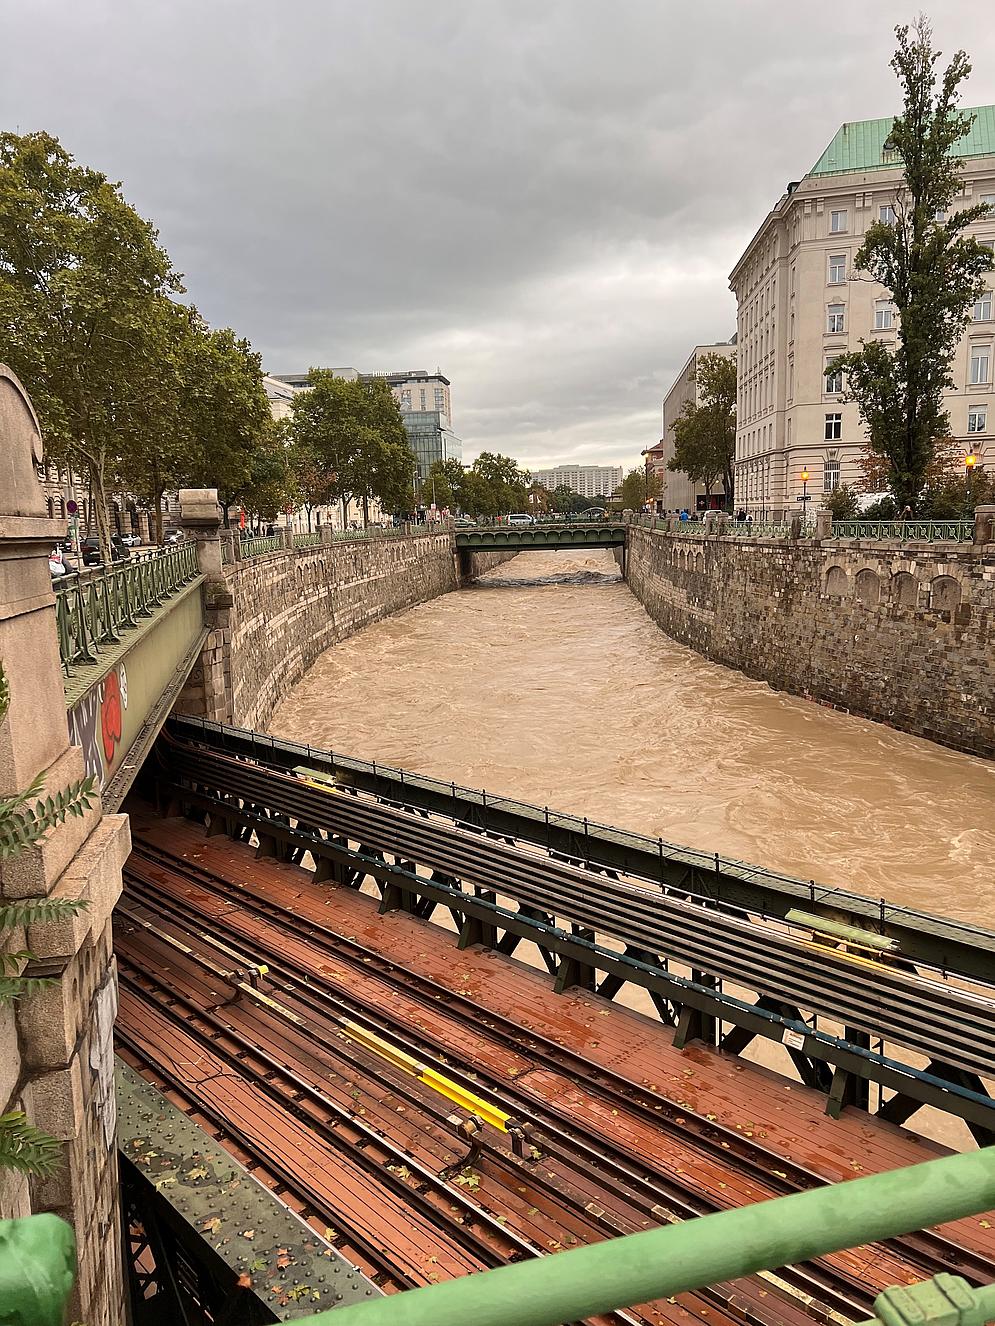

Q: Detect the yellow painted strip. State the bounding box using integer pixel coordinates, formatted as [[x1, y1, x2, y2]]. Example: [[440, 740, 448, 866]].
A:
[[294, 766, 341, 794]]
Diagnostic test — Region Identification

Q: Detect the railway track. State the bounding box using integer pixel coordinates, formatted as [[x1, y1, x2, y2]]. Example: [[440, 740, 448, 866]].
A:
[[160, 741, 995, 1082], [116, 926, 796, 1326], [121, 835, 995, 1312]]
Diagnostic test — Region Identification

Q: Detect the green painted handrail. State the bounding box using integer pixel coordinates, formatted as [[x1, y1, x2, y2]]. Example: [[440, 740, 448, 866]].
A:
[[298, 1149, 995, 1326], [829, 519, 974, 542], [3, 1150, 995, 1325]]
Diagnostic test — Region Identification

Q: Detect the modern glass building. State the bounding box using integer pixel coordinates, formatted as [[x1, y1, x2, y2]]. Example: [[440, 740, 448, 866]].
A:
[[402, 409, 463, 485]]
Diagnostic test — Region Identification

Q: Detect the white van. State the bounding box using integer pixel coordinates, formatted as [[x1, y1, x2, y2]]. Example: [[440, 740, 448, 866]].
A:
[[507, 513, 533, 525]]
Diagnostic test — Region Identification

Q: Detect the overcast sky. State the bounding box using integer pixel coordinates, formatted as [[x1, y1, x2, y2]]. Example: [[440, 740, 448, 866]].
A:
[[4, 2, 995, 471]]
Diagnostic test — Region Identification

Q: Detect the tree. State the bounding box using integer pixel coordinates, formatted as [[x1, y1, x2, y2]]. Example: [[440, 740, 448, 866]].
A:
[[353, 379, 416, 524], [831, 19, 994, 511], [668, 353, 737, 503], [423, 458, 467, 511], [0, 663, 92, 1177], [468, 452, 529, 515], [549, 484, 590, 515], [824, 483, 859, 519], [238, 424, 292, 525], [287, 426, 338, 532], [0, 132, 182, 562], [618, 467, 662, 511]]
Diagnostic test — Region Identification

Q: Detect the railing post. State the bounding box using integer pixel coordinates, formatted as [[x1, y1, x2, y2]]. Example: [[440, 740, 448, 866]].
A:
[[815, 507, 832, 539], [974, 503, 995, 548]]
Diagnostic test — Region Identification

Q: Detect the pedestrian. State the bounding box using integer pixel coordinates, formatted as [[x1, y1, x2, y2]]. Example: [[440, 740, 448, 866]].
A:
[[736, 509, 747, 523], [679, 509, 689, 522], [899, 505, 913, 521]]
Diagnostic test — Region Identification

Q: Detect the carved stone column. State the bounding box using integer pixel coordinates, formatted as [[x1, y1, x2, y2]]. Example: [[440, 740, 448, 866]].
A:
[[173, 489, 233, 722], [0, 366, 129, 1325]]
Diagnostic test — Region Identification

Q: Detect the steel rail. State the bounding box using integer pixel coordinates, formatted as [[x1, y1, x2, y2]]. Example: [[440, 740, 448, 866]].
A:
[[117, 875, 905, 1322], [116, 900, 823, 1326], [161, 746, 995, 1080], [125, 842, 995, 1292]]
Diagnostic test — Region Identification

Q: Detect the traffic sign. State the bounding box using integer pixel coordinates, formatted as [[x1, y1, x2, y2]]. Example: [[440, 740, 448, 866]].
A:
[[66, 499, 78, 515]]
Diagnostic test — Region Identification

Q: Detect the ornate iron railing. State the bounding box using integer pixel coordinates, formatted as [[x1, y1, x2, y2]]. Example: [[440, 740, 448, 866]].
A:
[[724, 522, 790, 538], [54, 543, 200, 674], [293, 530, 323, 549], [829, 519, 974, 542], [238, 534, 282, 557]]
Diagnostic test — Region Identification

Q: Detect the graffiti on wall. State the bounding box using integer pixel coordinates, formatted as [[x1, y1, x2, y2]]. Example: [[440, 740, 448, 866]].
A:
[[68, 663, 129, 787]]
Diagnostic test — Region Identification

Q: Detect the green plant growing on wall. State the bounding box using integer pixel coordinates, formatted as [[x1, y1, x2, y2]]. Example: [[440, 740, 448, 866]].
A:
[[0, 662, 94, 1176]]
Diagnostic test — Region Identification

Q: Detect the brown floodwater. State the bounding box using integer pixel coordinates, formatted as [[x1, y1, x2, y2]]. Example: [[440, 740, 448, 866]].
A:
[[269, 548, 995, 926]]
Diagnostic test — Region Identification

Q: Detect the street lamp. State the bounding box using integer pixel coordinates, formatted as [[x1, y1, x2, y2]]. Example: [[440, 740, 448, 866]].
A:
[[965, 452, 977, 509], [799, 468, 810, 511]]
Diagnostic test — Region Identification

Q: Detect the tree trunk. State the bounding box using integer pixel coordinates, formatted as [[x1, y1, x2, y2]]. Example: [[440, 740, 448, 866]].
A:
[[362, 494, 369, 528], [90, 458, 114, 565], [154, 489, 165, 546], [341, 494, 347, 530]]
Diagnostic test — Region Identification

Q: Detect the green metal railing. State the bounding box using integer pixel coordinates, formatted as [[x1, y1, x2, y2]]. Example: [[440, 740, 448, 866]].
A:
[[725, 521, 790, 538], [293, 530, 323, 549], [54, 543, 200, 674], [7, 1148, 995, 1326], [828, 519, 974, 542], [238, 533, 282, 557]]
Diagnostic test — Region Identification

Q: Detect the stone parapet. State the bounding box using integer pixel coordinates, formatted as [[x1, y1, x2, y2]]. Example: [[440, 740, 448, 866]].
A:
[[625, 524, 995, 759]]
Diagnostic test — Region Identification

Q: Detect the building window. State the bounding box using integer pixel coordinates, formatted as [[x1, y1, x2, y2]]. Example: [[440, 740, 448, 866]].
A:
[[825, 412, 842, 440], [980, 193, 995, 207], [968, 406, 988, 433], [830, 209, 847, 233], [874, 299, 894, 329], [823, 457, 841, 492], [970, 345, 991, 384], [935, 207, 948, 221], [827, 304, 845, 333], [400, 389, 411, 408], [879, 204, 896, 225], [828, 253, 846, 284], [825, 359, 843, 394], [975, 291, 993, 321]]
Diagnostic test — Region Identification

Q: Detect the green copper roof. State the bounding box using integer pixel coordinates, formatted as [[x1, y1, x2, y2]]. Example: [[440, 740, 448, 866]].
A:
[[807, 105, 995, 176]]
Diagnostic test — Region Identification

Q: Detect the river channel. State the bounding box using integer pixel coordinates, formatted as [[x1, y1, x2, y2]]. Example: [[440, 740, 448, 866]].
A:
[[269, 548, 995, 926]]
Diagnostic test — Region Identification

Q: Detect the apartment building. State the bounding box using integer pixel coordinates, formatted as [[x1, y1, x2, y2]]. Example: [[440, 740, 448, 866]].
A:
[[655, 340, 737, 511], [729, 107, 995, 517], [531, 464, 623, 500]]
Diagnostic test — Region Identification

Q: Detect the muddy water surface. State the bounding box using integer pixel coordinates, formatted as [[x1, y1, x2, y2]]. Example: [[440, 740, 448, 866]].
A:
[[269, 548, 995, 924]]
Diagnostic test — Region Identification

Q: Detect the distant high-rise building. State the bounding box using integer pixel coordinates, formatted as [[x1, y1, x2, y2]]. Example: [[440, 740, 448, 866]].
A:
[[531, 464, 623, 500], [273, 367, 461, 483]]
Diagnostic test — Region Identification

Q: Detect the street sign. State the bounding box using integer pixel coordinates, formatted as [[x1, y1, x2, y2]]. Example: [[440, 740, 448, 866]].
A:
[[66, 499, 78, 515]]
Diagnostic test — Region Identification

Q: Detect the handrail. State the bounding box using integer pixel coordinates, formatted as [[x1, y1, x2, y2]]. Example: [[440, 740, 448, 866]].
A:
[[828, 519, 974, 543], [9, 1149, 993, 1326], [54, 543, 200, 674]]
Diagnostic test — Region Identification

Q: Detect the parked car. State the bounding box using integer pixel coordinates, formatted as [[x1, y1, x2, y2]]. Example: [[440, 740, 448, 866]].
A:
[[162, 529, 185, 545], [507, 513, 533, 526], [120, 532, 143, 547], [79, 535, 131, 566], [454, 516, 474, 528]]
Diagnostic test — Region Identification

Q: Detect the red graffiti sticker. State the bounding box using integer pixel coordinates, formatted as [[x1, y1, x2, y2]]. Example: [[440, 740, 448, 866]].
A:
[[101, 669, 123, 765]]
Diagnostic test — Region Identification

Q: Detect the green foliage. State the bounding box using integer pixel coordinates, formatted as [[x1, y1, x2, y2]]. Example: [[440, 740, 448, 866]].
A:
[[460, 453, 530, 517], [618, 468, 661, 511], [920, 466, 994, 517], [549, 485, 592, 515], [668, 353, 737, 500], [0, 661, 91, 1176], [0, 1112, 63, 1177], [423, 458, 468, 510], [824, 483, 859, 519], [831, 19, 994, 510], [0, 131, 182, 561], [864, 496, 898, 519]]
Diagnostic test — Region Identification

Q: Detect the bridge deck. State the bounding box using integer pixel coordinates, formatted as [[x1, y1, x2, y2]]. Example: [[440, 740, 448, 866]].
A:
[[117, 808, 995, 1317]]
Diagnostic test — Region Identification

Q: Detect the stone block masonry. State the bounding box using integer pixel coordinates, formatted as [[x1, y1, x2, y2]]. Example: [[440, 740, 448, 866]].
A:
[[625, 525, 995, 759]]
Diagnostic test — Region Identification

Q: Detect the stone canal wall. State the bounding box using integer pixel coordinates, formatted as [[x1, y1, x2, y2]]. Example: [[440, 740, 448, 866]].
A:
[[625, 525, 995, 758], [222, 533, 459, 731]]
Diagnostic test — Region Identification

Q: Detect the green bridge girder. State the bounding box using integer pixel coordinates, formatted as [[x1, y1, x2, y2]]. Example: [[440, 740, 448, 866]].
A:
[[454, 521, 626, 551]]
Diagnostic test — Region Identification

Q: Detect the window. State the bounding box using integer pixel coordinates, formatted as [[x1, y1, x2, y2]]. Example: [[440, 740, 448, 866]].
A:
[[970, 345, 991, 384], [827, 303, 845, 333], [879, 204, 896, 225], [874, 299, 894, 329], [825, 412, 842, 440], [968, 406, 988, 433], [975, 291, 993, 321], [823, 457, 841, 492], [400, 389, 411, 408], [830, 209, 847, 233], [825, 359, 843, 393], [980, 193, 995, 208], [935, 207, 948, 222], [828, 253, 846, 284], [981, 240, 995, 253]]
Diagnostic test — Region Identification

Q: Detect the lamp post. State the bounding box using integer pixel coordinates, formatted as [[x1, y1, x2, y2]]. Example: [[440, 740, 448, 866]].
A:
[[965, 452, 977, 510], [799, 468, 810, 524]]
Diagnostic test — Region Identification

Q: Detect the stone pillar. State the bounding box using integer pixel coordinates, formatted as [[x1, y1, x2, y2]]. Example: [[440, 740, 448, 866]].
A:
[[320, 525, 333, 546], [0, 366, 129, 1325], [173, 489, 233, 722], [788, 512, 804, 540], [974, 504, 995, 548], [815, 507, 833, 539]]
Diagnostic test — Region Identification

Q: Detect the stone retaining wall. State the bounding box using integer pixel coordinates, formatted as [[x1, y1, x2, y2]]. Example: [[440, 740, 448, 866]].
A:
[[625, 525, 995, 758]]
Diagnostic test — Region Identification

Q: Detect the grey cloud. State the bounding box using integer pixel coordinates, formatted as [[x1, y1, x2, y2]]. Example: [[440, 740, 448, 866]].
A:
[[3, 0, 994, 469]]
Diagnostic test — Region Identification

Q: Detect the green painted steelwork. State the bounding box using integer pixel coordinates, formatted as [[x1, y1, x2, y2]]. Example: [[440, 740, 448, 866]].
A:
[[828, 520, 974, 543], [857, 1276, 995, 1325], [54, 543, 200, 674], [785, 908, 897, 951], [239, 533, 283, 557], [293, 531, 323, 548], [285, 1149, 995, 1326], [455, 521, 626, 551], [0, 1213, 75, 1326]]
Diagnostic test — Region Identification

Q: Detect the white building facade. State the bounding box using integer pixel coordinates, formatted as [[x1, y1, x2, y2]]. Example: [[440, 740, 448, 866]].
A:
[[729, 108, 995, 518], [531, 464, 623, 499]]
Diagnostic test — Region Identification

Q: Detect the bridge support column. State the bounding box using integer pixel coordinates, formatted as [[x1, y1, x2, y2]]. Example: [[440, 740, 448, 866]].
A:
[[0, 366, 129, 1326], [174, 489, 233, 723]]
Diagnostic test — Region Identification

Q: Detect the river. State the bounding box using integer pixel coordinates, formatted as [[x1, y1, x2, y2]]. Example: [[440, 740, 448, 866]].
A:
[[268, 548, 995, 926]]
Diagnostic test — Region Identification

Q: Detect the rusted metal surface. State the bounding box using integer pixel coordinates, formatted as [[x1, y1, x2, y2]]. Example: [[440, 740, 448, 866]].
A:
[[117, 1061, 380, 1317], [116, 809, 995, 1325]]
